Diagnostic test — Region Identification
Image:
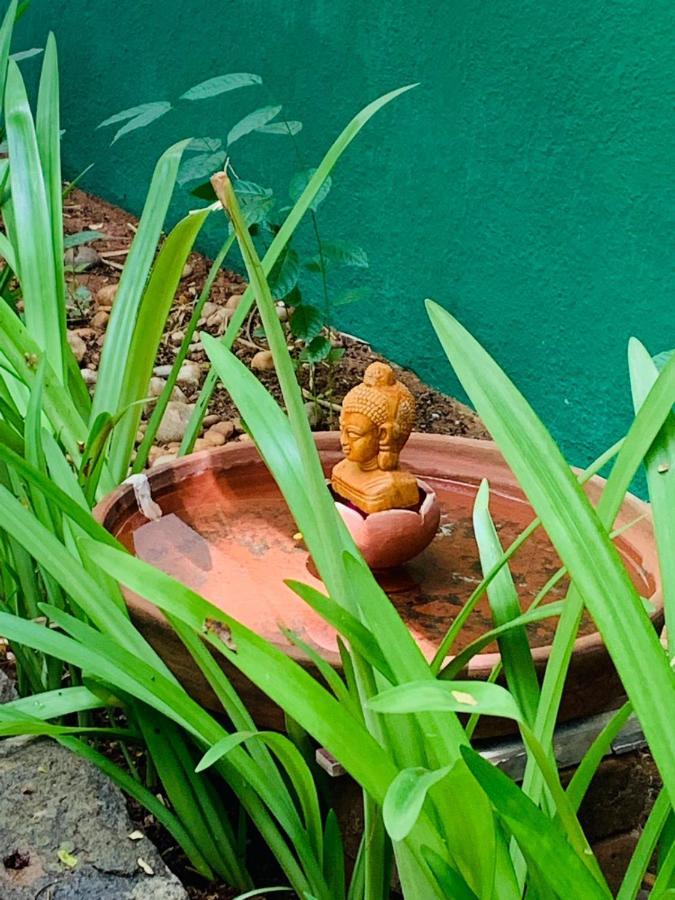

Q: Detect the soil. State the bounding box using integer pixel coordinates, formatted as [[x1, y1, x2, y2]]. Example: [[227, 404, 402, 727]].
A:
[[63, 188, 489, 448]]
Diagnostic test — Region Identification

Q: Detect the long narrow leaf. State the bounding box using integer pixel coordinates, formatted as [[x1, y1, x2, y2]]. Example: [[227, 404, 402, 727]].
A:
[[92, 139, 190, 422], [108, 207, 209, 480], [5, 60, 64, 378]]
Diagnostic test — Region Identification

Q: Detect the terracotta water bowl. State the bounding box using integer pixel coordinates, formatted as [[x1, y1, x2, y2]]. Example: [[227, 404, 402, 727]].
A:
[[94, 433, 662, 739]]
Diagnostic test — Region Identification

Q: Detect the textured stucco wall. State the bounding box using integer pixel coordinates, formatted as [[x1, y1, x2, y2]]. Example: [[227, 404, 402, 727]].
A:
[[14, 1, 675, 469]]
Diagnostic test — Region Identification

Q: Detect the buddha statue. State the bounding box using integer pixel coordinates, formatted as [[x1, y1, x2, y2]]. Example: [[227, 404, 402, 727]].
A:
[[331, 362, 420, 515]]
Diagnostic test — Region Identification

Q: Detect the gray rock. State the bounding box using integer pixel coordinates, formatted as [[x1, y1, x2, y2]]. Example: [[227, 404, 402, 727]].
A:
[[64, 245, 101, 271], [155, 401, 195, 444], [148, 377, 186, 403], [0, 737, 186, 899], [176, 361, 201, 386], [0, 670, 17, 704]]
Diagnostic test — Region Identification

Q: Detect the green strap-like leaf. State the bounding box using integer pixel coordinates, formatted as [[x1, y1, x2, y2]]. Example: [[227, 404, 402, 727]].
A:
[[5, 60, 64, 379], [91, 139, 190, 424], [427, 300, 675, 810]]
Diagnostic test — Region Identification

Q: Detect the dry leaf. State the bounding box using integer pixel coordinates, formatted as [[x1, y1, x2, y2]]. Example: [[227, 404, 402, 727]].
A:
[[204, 617, 237, 652], [137, 857, 154, 876], [57, 847, 78, 869], [451, 690, 478, 707]]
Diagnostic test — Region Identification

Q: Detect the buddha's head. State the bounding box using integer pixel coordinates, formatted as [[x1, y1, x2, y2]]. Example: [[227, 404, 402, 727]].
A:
[[339, 362, 415, 471]]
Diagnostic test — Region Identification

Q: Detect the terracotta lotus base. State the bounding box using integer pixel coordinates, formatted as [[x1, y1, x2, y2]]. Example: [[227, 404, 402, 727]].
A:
[[94, 433, 662, 739], [333, 480, 441, 571]]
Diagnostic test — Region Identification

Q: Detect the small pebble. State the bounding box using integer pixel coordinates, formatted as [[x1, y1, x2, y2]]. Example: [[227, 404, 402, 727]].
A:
[[275, 302, 288, 322], [211, 420, 236, 439], [181, 263, 193, 279], [151, 453, 176, 468], [203, 428, 225, 447], [90, 309, 109, 330], [176, 361, 201, 386], [170, 330, 185, 345], [202, 302, 219, 318], [226, 293, 243, 311], [251, 350, 275, 371], [95, 283, 118, 308], [81, 368, 97, 385], [66, 330, 86, 363], [203, 414, 220, 427]]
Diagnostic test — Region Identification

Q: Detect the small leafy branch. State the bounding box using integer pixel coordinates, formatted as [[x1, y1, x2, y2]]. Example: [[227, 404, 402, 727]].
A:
[[98, 71, 370, 383]]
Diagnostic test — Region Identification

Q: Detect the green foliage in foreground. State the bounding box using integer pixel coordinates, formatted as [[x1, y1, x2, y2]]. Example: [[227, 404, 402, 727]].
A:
[[0, 5, 673, 897]]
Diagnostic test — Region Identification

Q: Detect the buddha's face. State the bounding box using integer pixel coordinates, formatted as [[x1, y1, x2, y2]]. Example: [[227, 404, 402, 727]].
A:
[[339, 411, 380, 465]]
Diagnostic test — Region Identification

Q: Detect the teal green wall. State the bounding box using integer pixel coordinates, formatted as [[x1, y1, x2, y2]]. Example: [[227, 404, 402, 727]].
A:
[[15, 1, 675, 468]]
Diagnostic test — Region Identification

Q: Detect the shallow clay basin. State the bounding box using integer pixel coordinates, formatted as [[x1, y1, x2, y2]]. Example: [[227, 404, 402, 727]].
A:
[[95, 433, 662, 739]]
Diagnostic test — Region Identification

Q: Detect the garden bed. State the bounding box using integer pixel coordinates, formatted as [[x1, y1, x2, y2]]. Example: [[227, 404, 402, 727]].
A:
[[63, 188, 489, 459]]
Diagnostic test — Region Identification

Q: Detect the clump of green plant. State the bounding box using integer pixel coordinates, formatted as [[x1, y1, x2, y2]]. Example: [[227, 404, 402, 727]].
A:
[[0, 1, 423, 892], [2, 2, 674, 897]]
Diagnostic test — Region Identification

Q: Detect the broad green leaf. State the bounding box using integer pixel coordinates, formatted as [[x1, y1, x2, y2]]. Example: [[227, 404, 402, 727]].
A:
[[97, 101, 171, 141], [187, 137, 222, 152], [269, 247, 300, 299], [299, 335, 332, 363], [333, 287, 369, 307], [0, 685, 110, 720], [180, 72, 261, 101], [227, 105, 281, 146], [257, 120, 302, 136], [178, 150, 226, 185], [290, 304, 324, 341], [304, 239, 368, 272], [383, 765, 451, 841], [79, 539, 397, 805]]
